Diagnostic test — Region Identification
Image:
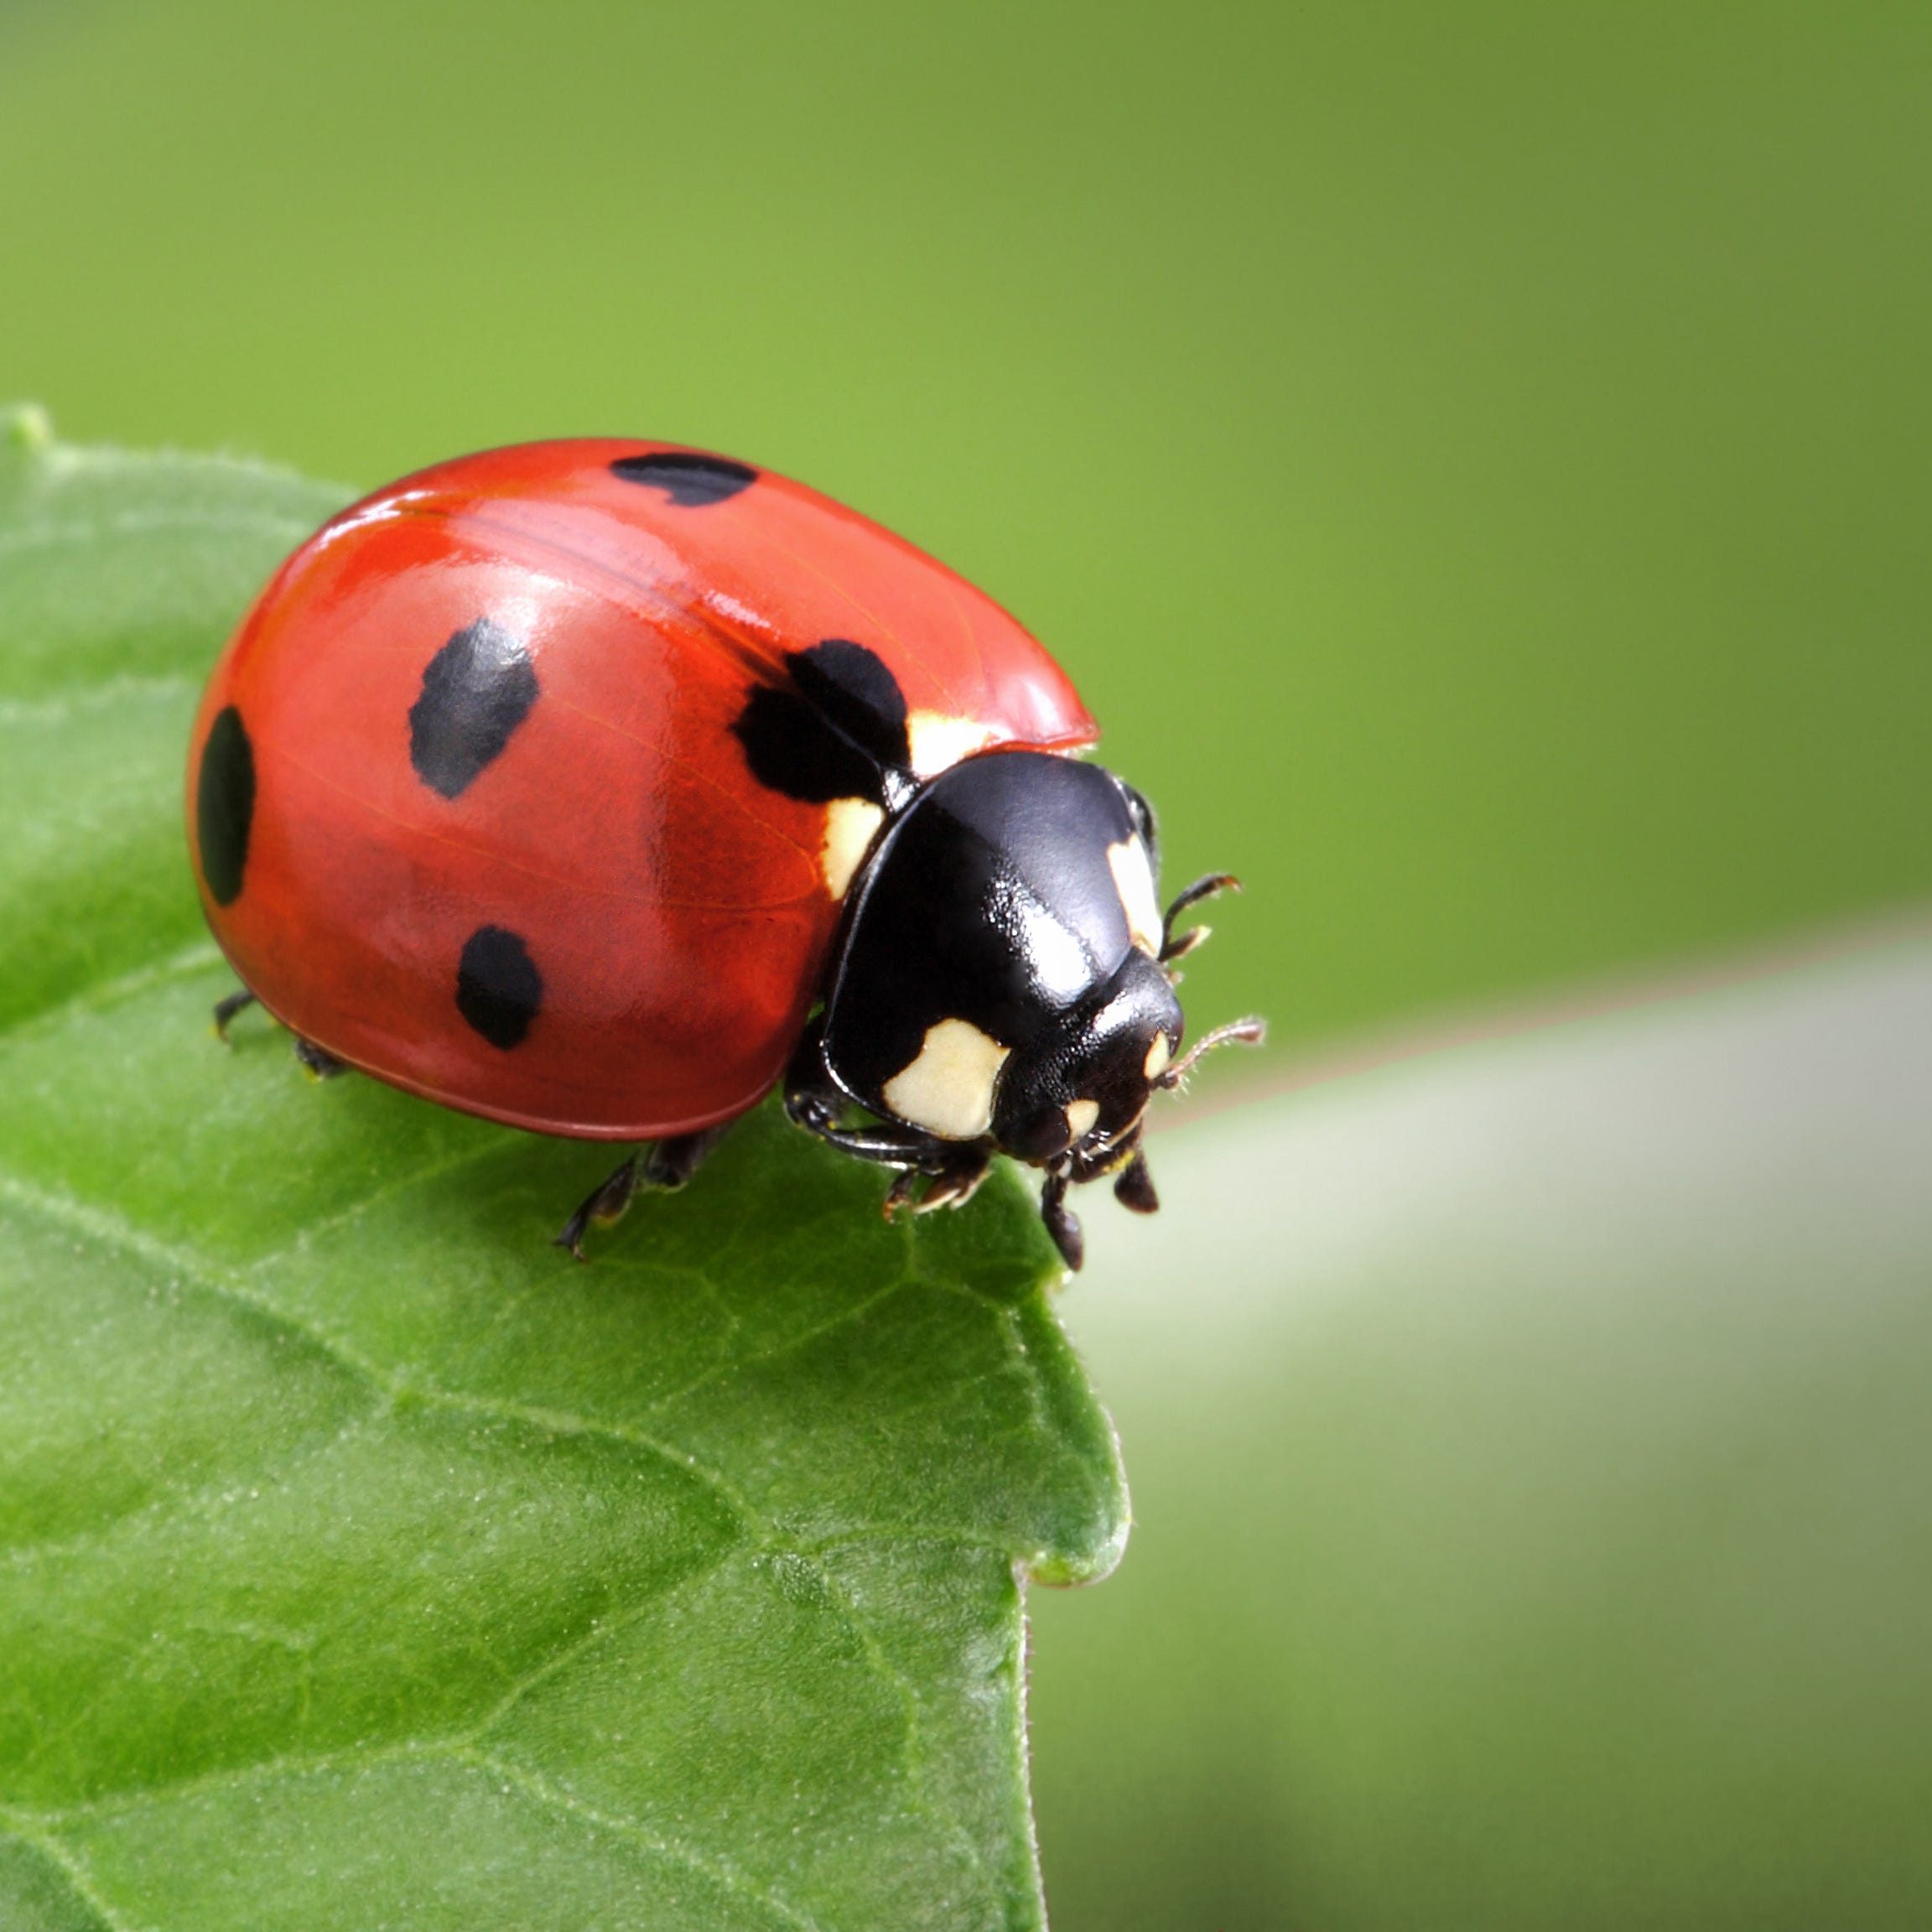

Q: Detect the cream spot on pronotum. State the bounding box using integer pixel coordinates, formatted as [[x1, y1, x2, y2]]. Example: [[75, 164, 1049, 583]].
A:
[[1065, 1098, 1100, 1143], [882, 1017, 1012, 1140], [1108, 836, 1163, 955], [906, 710, 996, 778], [820, 796, 885, 899], [1144, 1033, 1172, 1082]]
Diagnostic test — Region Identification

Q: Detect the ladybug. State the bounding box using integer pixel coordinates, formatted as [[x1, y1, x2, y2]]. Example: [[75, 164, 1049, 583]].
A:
[[187, 440, 1260, 1269]]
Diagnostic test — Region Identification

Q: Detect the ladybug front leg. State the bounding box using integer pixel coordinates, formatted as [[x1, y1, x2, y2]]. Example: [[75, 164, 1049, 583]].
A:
[[793, 1109, 989, 1188], [792, 1107, 993, 1221], [878, 1145, 992, 1220], [784, 1017, 992, 1215], [208, 985, 348, 1083]]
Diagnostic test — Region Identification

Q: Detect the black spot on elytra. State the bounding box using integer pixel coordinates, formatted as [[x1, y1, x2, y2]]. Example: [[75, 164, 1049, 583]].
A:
[[455, 925, 543, 1049], [790, 640, 911, 766], [610, 450, 758, 506], [408, 618, 538, 799], [731, 639, 911, 805], [196, 705, 255, 906]]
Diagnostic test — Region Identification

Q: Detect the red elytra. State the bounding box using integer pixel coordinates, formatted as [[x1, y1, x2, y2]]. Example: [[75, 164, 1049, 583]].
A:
[[187, 439, 1096, 1140]]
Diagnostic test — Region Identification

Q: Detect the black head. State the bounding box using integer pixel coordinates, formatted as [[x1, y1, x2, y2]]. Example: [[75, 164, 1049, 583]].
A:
[[789, 746, 1264, 1269], [816, 751, 1166, 1133]]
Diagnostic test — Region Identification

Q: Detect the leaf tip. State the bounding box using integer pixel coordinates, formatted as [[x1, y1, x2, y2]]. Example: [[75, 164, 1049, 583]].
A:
[[1020, 1499, 1132, 1588]]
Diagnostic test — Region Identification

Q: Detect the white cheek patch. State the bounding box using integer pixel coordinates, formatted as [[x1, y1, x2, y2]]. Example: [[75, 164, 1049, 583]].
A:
[[1065, 1098, 1100, 1143], [1108, 836, 1163, 956], [1144, 1033, 1172, 1082], [820, 797, 885, 899], [907, 710, 997, 778], [882, 1018, 1012, 1140]]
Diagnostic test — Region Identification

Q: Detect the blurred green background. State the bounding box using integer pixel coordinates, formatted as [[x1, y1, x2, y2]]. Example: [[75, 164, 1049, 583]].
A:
[[7, 0, 1929, 1059], [4, 1, 1929, 1925]]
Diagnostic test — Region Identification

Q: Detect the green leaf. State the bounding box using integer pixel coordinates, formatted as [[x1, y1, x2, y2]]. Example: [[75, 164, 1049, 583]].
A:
[[0, 410, 1126, 1931]]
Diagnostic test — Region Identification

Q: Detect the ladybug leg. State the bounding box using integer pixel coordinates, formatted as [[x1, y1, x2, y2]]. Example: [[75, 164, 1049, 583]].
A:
[[785, 1018, 994, 1214], [880, 1148, 990, 1220], [914, 1152, 992, 1213], [553, 1155, 641, 1263], [797, 1113, 981, 1175], [293, 1036, 348, 1079], [790, 1089, 992, 1211], [553, 1125, 731, 1261], [1062, 1123, 1159, 1216], [211, 987, 258, 1041], [784, 1104, 974, 1174], [640, 1124, 732, 1189], [782, 1015, 841, 1124], [784, 1020, 937, 1162]]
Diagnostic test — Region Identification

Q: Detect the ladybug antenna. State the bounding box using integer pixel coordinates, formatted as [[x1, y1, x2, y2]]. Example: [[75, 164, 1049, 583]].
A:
[[1160, 873, 1241, 963], [1156, 1015, 1266, 1090]]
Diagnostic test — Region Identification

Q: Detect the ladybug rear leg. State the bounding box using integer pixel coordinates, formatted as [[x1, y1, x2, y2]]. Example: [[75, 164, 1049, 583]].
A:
[[293, 1036, 348, 1079], [212, 987, 259, 1041], [553, 1125, 730, 1261]]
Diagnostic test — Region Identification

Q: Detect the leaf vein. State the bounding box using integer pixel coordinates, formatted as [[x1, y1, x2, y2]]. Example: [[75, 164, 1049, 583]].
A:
[[0, 942, 221, 1054], [454, 1749, 828, 1932], [0, 1812, 129, 1932], [0, 1168, 766, 1535]]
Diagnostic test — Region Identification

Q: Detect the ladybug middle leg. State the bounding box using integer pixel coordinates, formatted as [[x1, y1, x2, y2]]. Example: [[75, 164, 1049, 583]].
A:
[[293, 1036, 349, 1078], [553, 1124, 730, 1261], [211, 986, 351, 1080]]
